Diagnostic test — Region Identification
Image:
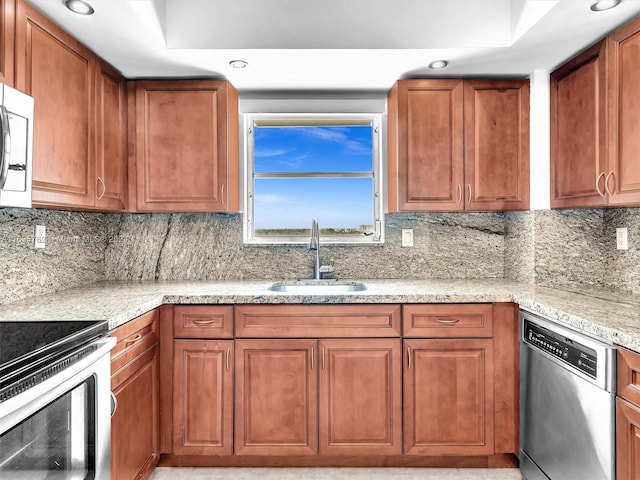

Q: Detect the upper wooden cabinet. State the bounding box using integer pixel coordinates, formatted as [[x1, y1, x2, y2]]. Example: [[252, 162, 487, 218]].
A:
[[388, 79, 529, 212], [551, 41, 608, 208], [131, 80, 239, 212], [14, 1, 127, 210], [552, 15, 640, 209], [16, 1, 96, 208], [95, 60, 127, 211], [0, 0, 15, 87]]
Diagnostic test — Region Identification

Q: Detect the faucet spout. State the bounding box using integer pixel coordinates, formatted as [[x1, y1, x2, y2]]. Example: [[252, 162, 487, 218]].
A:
[[309, 218, 320, 280]]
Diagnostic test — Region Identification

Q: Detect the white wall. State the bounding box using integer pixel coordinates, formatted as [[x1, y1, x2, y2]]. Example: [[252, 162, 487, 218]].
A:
[[529, 69, 551, 210]]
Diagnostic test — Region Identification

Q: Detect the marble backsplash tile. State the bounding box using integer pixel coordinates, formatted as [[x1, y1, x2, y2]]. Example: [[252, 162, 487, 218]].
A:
[[0, 207, 120, 305], [105, 212, 506, 281]]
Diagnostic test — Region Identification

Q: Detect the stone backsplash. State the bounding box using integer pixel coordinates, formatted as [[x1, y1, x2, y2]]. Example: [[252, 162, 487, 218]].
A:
[[3, 205, 640, 305]]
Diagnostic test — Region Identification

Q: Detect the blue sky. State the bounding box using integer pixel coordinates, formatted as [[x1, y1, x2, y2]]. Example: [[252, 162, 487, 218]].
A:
[[253, 125, 374, 230]]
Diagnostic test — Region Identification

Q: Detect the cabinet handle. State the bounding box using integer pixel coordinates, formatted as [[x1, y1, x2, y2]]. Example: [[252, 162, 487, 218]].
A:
[[407, 346, 411, 369], [221, 184, 225, 205], [605, 171, 615, 196], [436, 318, 460, 324], [457, 184, 462, 204], [226, 348, 230, 371], [125, 333, 142, 345], [110, 391, 118, 417], [595, 172, 606, 197], [311, 347, 314, 370], [192, 319, 215, 325], [97, 176, 106, 200], [467, 184, 472, 204], [322, 347, 325, 370]]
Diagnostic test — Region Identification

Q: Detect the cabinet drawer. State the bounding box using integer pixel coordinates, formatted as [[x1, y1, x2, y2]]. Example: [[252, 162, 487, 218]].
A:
[[111, 309, 159, 378], [173, 305, 233, 339], [403, 304, 493, 338], [618, 347, 640, 405], [235, 305, 401, 338]]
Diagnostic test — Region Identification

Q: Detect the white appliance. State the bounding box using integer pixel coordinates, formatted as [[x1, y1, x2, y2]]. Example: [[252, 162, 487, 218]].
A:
[[0, 83, 34, 208]]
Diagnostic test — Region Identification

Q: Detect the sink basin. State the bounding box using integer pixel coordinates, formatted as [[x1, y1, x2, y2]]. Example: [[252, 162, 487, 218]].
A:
[[268, 280, 367, 294]]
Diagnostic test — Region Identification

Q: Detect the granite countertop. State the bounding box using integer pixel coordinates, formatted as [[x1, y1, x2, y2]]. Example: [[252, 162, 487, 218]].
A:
[[1, 279, 640, 351]]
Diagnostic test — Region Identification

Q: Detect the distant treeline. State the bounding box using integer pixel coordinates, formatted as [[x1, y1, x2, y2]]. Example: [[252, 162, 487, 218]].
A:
[[256, 228, 363, 236]]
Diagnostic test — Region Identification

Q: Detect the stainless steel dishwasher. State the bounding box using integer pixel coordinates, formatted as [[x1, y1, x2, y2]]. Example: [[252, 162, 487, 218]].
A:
[[519, 310, 616, 480]]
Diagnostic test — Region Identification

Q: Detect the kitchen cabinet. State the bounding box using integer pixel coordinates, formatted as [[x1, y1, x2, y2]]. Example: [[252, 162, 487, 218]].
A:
[[550, 41, 608, 208], [110, 309, 159, 480], [15, 0, 127, 210], [16, 0, 96, 208], [617, 347, 640, 480], [131, 80, 239, 212], [171, 306, 234, 455], [173, 339, 234, 455], [0, 0, 14, 87], [318, 339, 402, 455], [402, 303, 517, 457], [552, 15, 640, 209], [95, 60, 127, 211], [388, 79, 529, 212], [235, 338, 318, 456], [234, 305, 403, 456]]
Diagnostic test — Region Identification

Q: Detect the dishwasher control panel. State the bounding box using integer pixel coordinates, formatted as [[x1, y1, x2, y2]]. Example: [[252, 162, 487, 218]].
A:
[[523, 320, 597, 379]]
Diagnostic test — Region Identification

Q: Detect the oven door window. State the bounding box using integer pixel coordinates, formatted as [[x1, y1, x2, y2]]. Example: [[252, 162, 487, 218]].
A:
[[0, 376, 96, 480]]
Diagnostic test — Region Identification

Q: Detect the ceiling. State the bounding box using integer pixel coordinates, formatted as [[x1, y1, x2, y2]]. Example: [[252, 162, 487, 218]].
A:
[[28, 0, 640, 91]]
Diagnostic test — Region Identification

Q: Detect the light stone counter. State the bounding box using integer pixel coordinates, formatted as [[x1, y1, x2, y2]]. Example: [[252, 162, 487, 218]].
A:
[[1, 279, 640, 351]]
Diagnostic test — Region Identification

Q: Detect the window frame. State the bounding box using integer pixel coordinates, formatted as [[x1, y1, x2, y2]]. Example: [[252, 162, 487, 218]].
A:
[[243, 112, 384, 245]]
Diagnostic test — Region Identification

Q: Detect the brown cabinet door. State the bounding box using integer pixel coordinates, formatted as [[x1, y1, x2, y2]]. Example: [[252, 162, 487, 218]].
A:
[[318, 339, 402, 455], [550, 41, 608, 208], [617, 398, 640, 480], [111, 346, 159, 480], [95, 60, 127, 211], [607, 18, 640, 206], [16, 1, 96, 207], [235, 339, 317, 456], [404, 339, 494, 455], [0, 0, 14, 87], [134, 80, 238, 212], [173, 339, 233, 455], [390, 79, 464, 212], [464, 80, 529, 211]]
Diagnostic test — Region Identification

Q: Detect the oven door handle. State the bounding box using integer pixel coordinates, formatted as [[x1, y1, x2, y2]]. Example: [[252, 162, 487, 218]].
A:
[[110, 391, 118, 417], [0, 105, 11, 190]]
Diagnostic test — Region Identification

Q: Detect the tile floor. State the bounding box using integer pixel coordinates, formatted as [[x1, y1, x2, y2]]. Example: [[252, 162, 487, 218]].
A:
[[149, 467, 523, 480]]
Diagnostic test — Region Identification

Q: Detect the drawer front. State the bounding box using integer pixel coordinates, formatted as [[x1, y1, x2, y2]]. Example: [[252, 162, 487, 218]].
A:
[[173, 305, 233, 339], [235, 304, 402, 338], [618, 347, 640, 405], [403, 304, 493, 338], [111, 309, 159, 377]]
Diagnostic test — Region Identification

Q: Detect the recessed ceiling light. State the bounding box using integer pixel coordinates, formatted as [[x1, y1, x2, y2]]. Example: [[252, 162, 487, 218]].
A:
[[428, 60, 449, 70], [65, 0, 94, 15], [229, 60, 248, 69], [590, 0, 621, 11]]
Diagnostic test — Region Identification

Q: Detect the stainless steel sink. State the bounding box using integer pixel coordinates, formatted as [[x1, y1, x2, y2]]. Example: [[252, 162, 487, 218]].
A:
[[268, 280, 367, 294]]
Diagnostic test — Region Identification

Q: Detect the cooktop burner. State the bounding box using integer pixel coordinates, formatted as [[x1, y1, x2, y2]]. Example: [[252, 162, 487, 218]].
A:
[[0, 320, 108, 402]]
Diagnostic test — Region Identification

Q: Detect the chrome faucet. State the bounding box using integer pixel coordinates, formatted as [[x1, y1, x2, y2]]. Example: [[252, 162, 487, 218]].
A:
[[309, 218, 321, 279]]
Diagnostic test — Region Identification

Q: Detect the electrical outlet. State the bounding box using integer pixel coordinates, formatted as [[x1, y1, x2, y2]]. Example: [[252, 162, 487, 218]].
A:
[[35, 225, 46, 249], [401, 229, 413, 247], [617, 227, 628, 250]]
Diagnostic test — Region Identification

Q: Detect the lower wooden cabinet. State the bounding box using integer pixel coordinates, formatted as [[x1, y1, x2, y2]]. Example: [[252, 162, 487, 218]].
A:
[[403, 338, 494, 455], [617, 346, 640, 480], [173, 340, 234, 455], [110, 310, 159, 480], [318, 339, 402, 455], [234, 339, 318, 456]]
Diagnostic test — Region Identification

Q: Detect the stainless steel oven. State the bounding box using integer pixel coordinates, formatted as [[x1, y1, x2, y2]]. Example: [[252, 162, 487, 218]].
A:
[[0, 321, 115, 480]]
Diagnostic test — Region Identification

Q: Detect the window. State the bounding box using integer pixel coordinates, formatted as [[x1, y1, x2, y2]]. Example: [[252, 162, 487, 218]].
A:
[[244, 114, 383, 244]]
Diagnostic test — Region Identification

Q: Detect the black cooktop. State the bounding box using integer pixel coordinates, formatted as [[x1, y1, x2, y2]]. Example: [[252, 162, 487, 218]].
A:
[[0, 320, 108, 402]]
